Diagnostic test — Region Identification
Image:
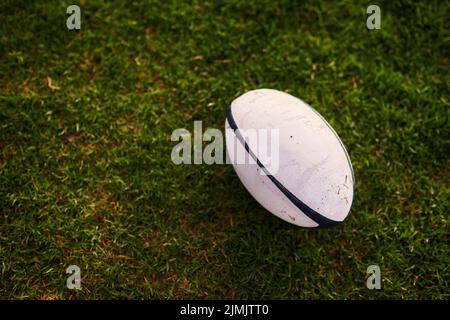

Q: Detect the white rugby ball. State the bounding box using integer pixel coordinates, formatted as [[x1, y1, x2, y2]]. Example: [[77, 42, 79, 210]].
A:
[[225, 89, 354, 228]]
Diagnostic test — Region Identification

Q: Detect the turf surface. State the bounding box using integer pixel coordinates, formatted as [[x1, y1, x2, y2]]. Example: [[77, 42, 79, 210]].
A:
[[0, 0, 448, 299]]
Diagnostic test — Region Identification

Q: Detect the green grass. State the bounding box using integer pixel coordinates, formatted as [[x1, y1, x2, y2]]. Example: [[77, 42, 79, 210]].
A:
[[0, 0, 448, 299]]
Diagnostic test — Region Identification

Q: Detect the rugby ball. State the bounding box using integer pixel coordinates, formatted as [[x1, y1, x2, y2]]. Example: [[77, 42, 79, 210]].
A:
[[225, 89, 354, 228]]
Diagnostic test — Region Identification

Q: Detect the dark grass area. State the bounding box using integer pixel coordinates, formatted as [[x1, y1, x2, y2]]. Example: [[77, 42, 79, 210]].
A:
[[0, 0, 448, 299]]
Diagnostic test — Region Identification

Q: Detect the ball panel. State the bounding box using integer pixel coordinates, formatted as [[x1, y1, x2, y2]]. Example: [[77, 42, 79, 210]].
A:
[[225, 119, 319, 228]]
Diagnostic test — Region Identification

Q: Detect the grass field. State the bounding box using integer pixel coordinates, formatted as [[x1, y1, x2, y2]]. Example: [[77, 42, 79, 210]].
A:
[[0, 0, 448, 299]]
